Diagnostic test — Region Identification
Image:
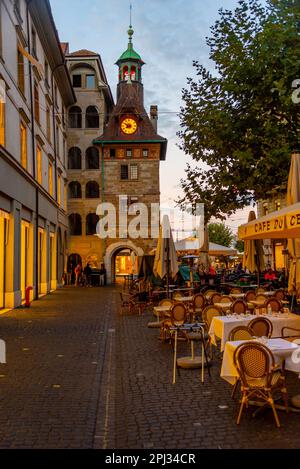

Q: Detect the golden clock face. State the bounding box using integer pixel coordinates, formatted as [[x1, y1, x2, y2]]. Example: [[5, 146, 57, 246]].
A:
[[121, 117, 138, 135]]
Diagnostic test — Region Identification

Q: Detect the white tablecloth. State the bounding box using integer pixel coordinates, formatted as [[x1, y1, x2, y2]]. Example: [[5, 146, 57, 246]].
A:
[[209, 313, 300, 352], [221, 338, 300, 385]]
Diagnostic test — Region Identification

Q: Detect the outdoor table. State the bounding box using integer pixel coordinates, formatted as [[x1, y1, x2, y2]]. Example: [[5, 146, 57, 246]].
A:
[[221, 338, 300, 385], [249, 300, 266, 307], [209, 312, 300, 352], [169, 323, 210, 384]]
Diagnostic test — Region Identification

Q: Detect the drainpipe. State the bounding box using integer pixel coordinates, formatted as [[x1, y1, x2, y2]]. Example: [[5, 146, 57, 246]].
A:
[[26, 0, 39, 300], [51, 63, 65, 204]]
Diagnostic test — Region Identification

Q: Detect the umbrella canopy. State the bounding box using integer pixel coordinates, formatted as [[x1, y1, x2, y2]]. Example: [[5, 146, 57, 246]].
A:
[[153, 215, 179, 280], [175, 238, 237, 257], [287, 152, 300, 295]]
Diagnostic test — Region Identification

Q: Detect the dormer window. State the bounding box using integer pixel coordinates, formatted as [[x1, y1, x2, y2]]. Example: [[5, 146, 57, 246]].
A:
[[72, 74, 82, 88], [86, 74, 95, 89]]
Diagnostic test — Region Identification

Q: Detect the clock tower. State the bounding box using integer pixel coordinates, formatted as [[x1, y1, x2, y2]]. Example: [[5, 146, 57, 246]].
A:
[[93, 23, 168, 283]]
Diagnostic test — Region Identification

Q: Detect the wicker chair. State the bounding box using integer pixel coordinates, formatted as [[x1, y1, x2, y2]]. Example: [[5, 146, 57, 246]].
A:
[[275, 289, 286, 302], [231, 299, 248, 315], [245, 290, 256, 302], [192, 293, 206, 321], [233, 342, 288, 427], [249, 317, 273, 338], [211, 292, 222, 305], [205, 290, 217, 303], [162, 302, 188, 343], [220, 295, 233, 304], [119, 292, 133, 315], [202, 305, 223, 358], [265, 298, 283, 313], [174, 293, 184, 301], [229, 326, 254, 341], [230, 287, 243, 295], [256, 287, 266, 294]]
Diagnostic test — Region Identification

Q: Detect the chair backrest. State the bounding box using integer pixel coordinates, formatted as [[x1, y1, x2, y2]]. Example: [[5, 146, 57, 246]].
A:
[[159, 299, 173, 307], [256, 287, 266, 294], [202, 305, 222, 328], [211, 293, 222, 304], [265, 298, 283, 313], [170, 303, 188, 326], [233, 342, 275, 388], [245, 290, 256, 302], [220, 295, 232, 304], [174, 293, 183, 301], [275, 289, 285, 301], [249, 317, 273, 338], [231, 299, 247, 315], [193, 293, 205, 309], [230, 287, 243, 294], [255, 294, 267, 303], [229, 326, 254, 341]]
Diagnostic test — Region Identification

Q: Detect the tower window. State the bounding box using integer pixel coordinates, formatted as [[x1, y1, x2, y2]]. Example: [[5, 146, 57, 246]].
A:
[[123, 66, 129, 81], [131, 66, 136, 81], [86, 147, 99, 169], [68, 181, 82, 199], [126, 148, 132, 158], [69, 214, 82, 236], [72, 74, 82, 88], [86, 106, 99, 128], [121, 165, 129, 180], [69, 106, 82, 128], [86, 214, 99, 236], [86, 181, 100, 199], [68, 147, 82, 169], [142, 149, 149, 158], [86, 74, 95, 89], [130, 164, 138, 180]]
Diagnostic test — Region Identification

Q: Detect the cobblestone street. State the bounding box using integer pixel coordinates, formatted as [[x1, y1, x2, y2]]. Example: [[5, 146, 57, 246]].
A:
[[0, 287, 300, 449]]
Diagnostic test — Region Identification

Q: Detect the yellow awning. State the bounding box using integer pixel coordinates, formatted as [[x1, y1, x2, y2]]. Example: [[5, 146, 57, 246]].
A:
[[238, 203, 300, 240]]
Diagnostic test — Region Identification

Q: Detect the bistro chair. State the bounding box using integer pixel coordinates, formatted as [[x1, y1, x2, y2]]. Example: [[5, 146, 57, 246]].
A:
[[231, 299, 248, 316], [249, 317, 273, 338], [245, 290, 256, 302], [162, 302, 188, 343], [153, 298, 173, 319], [192, 293, 206, 321], [256, 287, 266, 295], [265, 298, 283, 313], [202, 305, 223, 358], [174, 293, 184, 301], [233, 342, 288, 427], [230, 287, 243, 295], [119, 292, 133, 315], [275, 289, 286, 302], [220, 295, 233, 304], [229, 326, 254, 341], [204, 290, 217, 303], [211, 292, 222, 305]]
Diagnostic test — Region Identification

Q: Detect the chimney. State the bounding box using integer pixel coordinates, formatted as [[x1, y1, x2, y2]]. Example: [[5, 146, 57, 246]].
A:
[[150, 105, 158, 132]]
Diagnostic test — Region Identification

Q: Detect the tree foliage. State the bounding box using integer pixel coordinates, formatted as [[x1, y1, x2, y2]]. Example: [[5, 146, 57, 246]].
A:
[[178, 0, 300, 222], [208, 223, 235, 247]]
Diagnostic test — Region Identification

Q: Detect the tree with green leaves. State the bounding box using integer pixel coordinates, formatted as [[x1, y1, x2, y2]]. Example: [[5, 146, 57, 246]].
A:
[[178, 0, 300, 222], [208, 223, 235, 247], [235, 239, 245, 253]]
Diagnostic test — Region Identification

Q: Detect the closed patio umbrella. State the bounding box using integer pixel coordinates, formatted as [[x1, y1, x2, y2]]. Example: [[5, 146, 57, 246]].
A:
[[287, 152, 300, 296], [243, 211, 257, 273], [198, 224, 210, 272], [153, 215, 179, 296]]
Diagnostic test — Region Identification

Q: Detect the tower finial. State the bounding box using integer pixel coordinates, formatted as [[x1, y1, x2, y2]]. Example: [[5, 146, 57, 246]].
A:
[[128, 2, 134, 44]]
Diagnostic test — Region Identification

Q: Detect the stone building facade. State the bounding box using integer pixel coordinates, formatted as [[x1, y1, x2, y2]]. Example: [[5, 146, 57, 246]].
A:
[[93, 25, 168, 283], [0, 0, 75, 310], [64, 47, 114, 271]]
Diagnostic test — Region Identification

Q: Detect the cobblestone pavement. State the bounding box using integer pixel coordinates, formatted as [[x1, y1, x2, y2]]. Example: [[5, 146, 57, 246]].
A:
[[0, 287, 300, 449]]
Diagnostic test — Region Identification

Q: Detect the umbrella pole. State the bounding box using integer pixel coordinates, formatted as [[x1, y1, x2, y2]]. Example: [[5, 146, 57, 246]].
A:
[[166, 238, 170, 299]]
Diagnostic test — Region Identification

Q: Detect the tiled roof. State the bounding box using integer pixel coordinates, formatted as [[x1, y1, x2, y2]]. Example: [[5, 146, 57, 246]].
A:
[[68, 49, 98, 57]]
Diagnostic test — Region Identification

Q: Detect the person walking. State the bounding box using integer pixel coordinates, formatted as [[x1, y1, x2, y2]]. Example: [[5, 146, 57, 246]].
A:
[[75, 263, 82, 287], [84, 263, 92, 287], [99, 263, 106, 286]]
